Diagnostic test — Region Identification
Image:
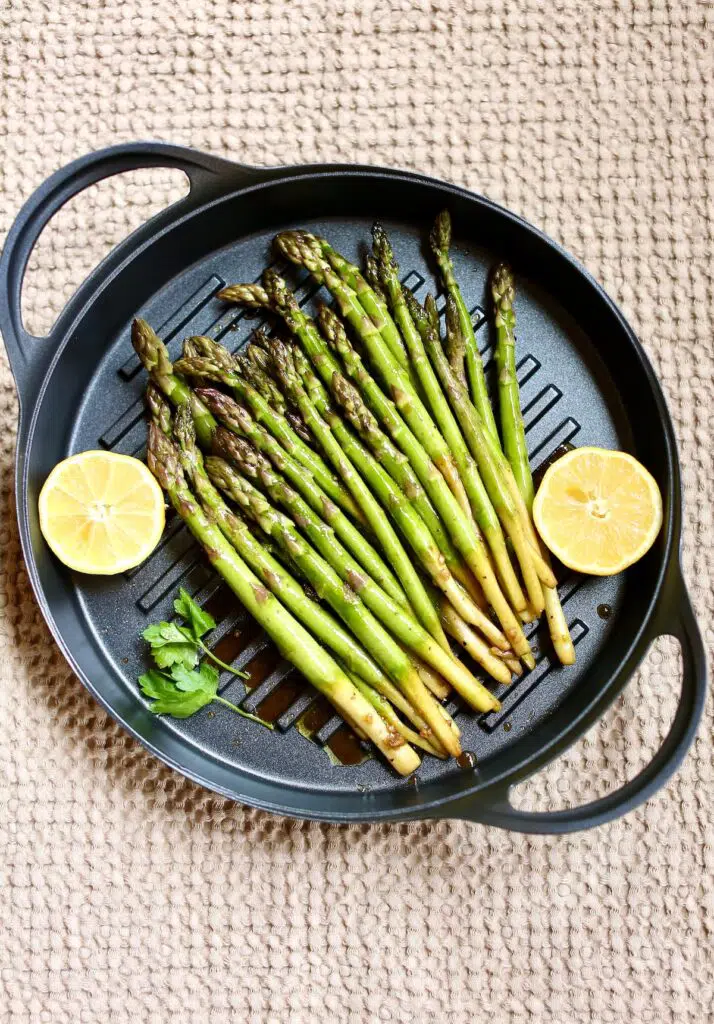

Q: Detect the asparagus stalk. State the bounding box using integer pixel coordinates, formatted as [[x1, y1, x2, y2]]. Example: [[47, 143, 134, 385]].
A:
[[372, 226, 533, 618], [145, 382, 173, 436], [328, 371, 467, 582], [216, 431, 432, 631], [131, 319, 217, 446], [409, 655, 451, 701], [202, 460, 463, 755], [268, 339, 450, 650], [145, 423, 421, 775], [317, 305, 533, 666], [323, 371, 505, 644], [192, 387, 407, 608], [208, 454, 499, 714], [430, 210, 500, 443], [445, 293, 468, 388], [175, 338, 364, 523], [236, 272, 484, 612], [283, 409, 313, 446], [440, 603, 512, 687], [408, 290, 556, 612], [205, 445, 449, 740], [309, 232, 412, 372], [273, 231, 471, 515], [170, 402, 448, 748], [236, 341, 288, 416], [342, 668, 446, 758], [492, 264, 575, 665]]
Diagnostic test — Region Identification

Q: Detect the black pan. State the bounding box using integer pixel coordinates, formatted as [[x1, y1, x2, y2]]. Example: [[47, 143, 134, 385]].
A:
[[0, 142, 706, 832]]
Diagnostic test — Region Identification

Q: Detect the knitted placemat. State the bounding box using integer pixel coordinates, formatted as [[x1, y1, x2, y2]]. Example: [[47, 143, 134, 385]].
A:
[[1, 2, 712, 1021]]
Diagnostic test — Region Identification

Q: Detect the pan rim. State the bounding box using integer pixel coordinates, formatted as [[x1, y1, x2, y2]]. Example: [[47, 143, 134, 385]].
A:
[[14, 164, 682, 821]]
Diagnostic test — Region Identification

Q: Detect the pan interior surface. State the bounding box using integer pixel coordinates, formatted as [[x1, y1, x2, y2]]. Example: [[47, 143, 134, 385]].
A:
[[20, 174, 672, 817]]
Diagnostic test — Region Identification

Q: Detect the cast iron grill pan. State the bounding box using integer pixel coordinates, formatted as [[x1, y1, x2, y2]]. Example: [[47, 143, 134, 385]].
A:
[[0, 143, 705, 831]]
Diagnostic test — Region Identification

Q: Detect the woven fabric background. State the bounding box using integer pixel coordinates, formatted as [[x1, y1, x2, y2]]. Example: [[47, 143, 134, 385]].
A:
[[1, 2, 712, 1021]]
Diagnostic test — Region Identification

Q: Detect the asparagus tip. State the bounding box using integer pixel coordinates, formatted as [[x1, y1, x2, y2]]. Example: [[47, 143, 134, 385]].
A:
[[145, 383, 172, 436], [218, 283, 270, 308], [430, 209, 452, 254]]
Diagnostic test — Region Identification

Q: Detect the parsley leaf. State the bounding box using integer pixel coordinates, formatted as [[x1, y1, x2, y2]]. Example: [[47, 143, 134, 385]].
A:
[[141, 621, 198, 670], [138, 668, 214, 718], [170, 661, 219, 695], [173, 588, 216, 639], [137, 664, 272, 728]]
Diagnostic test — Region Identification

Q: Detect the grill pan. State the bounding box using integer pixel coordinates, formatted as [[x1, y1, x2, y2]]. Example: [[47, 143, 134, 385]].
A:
[[1, 141, 706, 833]]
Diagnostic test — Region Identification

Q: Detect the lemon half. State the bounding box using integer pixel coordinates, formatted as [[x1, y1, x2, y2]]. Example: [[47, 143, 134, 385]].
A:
[[38, 451, 165, 575], [532, 447, 663, 576]]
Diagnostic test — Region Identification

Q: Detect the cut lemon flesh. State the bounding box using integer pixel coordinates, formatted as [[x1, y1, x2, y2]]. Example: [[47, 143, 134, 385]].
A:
[[532, 447, 663, 576], [38, 451, 165, 575]]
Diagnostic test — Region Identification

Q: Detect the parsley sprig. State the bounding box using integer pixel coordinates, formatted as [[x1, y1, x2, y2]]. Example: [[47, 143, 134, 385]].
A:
[[137, 588, 271, 728]]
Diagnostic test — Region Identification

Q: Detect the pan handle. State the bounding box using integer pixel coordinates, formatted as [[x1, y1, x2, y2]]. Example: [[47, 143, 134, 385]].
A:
[[448, 566, 706, 833], [0, 141, 273, 408]]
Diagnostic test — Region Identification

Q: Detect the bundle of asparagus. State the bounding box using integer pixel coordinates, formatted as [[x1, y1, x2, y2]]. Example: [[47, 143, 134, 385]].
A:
[[131, 212, 575, 776]]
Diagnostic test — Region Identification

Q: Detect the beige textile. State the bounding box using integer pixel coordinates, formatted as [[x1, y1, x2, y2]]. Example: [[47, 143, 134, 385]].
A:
[[1, 2, 712, 1021]]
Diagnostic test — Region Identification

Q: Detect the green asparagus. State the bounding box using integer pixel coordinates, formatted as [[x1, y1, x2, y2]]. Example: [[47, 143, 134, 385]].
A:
[[445, 293, 468, 388], [492, 264, 575, 664], [406, 288, 555, 614], [273, 231, 471, 515], [316, 304, 533, 664], [268, 339, 450, 649], [208, 452, 499, 714], [430, 210, 500, 443], [371, 226, 532, 619], [145, 422, 421, 776], [193, 387, 408, 608], [132, 319, 217, 447], [170, 402, 448, 746], [175, 340, 364, 523], [202, 459, 463, 755], [310, 232, 412, 372]]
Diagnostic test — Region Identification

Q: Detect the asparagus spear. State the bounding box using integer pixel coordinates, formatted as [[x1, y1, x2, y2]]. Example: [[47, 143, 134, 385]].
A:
[[408, 289, 555, 613], [328, 369, 484, 600], [272, 231, 471, 516], [445, 293, 468, 388], [205, 447, 451, 738], [202, 460, 463, 755], [240, 267, 527, 657], [145, 423, 421, 775], [169, 401, 448, 747], [316, 305, 533, 666], [145, 381, 173, 436], [232, 273, 480, 605], [236, 347, 288, 417], [309, 232, 412, 372], [440, 603, 512, 687], [315, 367, 504, 644], [492, 264, 575, 665], [283, 409, 313, 446], [364, 254, 388, 302], [131, 319, 217, 446], [175, 339, 364, 523], [207, 454, 499, 714], [341, 668, 446, 758], [216, 431, 433, 630], [430, 210, 500, 443], [372, 226, 534, 617], [267, 339, 450, 650], [192, 387, 407, 608]]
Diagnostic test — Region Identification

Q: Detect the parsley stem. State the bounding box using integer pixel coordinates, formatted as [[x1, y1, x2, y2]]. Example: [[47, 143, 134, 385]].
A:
[[212, 696, 274, 729], [197, 639, 249, 679]]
